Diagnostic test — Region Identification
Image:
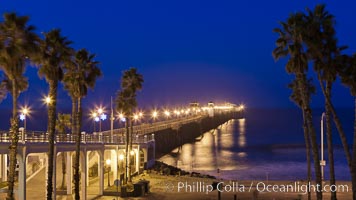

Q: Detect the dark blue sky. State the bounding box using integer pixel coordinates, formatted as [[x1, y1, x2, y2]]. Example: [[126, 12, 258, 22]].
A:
[[1, 0, 356, 110]]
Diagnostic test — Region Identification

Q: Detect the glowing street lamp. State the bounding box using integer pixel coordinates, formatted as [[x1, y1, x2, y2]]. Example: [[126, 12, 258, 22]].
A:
[[22, 108, 29, 115], [98, 108, 103, 115], [151, 111, 158, 121], [239, 104, 245, 111], [91, 112, 99, 132], [185, 109, 189, 115], [136, 112, 144, 123], [97, 107, 106, 133], [117, 113, 125, 123], [19, 107, 30, 133], [44, 96, 52, 105], [164, 110, 170, 119], [133, 114, 139, 121]]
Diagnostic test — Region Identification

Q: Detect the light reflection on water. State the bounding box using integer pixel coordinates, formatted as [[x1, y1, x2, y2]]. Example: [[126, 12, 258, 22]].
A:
[[159, 118, 350, 180], [160, 119, 251, 176]]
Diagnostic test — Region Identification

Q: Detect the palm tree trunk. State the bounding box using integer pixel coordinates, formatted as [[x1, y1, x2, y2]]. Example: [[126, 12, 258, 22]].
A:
[[128, 118, 133, 183], [124, 118, 129, 184], [130, 119, 133, 151], [76, 97, 83, 199], [352, 98, 356, 200], [302, 108, 312, 200], [299, 74, 322, 200], [317, 73, 352, 169], [325, 82, 336, 200], [71, 98, 76, 134], [6, 80, 19, 200], [47, 81, 58, 200], [73, 97, 81, 200], [305, 108, 323, 200], [77, 97, 82, 135]]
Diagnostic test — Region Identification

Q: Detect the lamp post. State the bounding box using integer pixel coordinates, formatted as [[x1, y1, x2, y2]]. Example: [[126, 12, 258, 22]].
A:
[[91, 112, 98, 132], [110, 97, 114, 141], [97, 108, 107, 133], [100, 113, 107, 133], [20, 107, 29, 133], [320, 112, 326, 181], [106, 159, 111, 187], [98, 108, 103, 132]]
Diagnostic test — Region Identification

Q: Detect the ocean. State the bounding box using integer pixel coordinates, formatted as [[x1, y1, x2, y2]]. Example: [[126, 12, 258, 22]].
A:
[[159, 108, 353, 181]]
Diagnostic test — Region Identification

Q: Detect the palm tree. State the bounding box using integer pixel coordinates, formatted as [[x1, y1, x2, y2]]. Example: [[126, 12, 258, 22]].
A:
[[55, 113, 71, 189], [288, 77, 315, 200], [63, 49, 101, 200], [0, 12, 38, 200], [339, 54, 356, 200], [273, 12, 323, 200], [304, 6, 349, 199], [116, 89, 134, 185], [37, 29, 72, 200], [0, 78, 7, 103], [115, 68, 143, 186]]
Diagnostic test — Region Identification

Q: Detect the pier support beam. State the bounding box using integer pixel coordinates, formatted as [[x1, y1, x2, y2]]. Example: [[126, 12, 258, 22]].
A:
[[86, 152, 90, 186], [3, 154, 8, 182], [111, 150, 117, 185], [17, 154, 26, 200], [53, 148, 57, 199], [0, 154, 2, 181], [81, 151, 87, 200], [98, 150, 104, 195], [0, 154, 7, 182], [136, 147, 140, 173]]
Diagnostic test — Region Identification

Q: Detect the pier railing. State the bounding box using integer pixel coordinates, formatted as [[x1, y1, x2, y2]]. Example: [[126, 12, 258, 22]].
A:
[[0, 112, 208, 144], [0, 131, 154, 144], [101, 113, 207, 136]]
